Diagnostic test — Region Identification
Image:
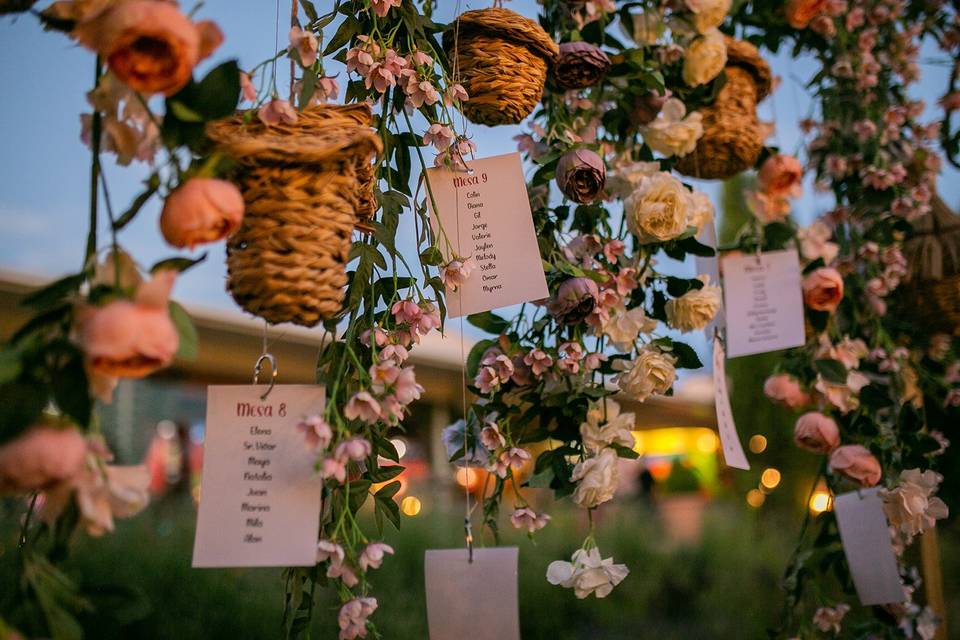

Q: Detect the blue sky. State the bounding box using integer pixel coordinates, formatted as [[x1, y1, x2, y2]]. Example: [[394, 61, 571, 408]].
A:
[[1, 2, 957, 326]]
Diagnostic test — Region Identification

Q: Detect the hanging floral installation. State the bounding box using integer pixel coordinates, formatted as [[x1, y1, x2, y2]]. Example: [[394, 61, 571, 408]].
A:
[[0, 0, 956, 639]]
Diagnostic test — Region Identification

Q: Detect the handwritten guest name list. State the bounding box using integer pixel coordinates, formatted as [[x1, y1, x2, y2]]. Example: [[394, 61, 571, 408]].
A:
[[426, 152, 549, 317], [192, 385, 324, 568], [720, 249, 806, 358]]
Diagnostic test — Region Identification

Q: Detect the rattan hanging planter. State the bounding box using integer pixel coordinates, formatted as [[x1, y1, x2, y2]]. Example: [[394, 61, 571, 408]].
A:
[[207, 104, 381, 327], [443, 7, 559, 126], [900, 194, 960, 334], [674, 37, 772, 180]]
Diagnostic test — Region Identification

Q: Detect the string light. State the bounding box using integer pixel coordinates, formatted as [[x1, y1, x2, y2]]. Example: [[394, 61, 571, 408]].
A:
[[748, 434, 767, 453], [746, 489, 765, 508], [760, 468, 781, 491], [401, 496, 422, 516], [809, 491, 832, 514]]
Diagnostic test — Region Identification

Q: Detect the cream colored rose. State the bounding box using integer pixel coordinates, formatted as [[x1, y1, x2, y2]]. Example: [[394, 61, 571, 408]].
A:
[[571, 448, 620, 507], [613, 346, 677, 402], [639, 98, 703, 158], [625, 172, 693, 243], [683, 29, 727, 87], [881, 469, 949, 540], [546, 547, 629, 599], [581, 399, 636, 453], [685, 0, 731, 33], [688, 191, 715, 234], [600, 306, 658, 351], [665, 278, 722, 332], [608, 160, 661, 198]]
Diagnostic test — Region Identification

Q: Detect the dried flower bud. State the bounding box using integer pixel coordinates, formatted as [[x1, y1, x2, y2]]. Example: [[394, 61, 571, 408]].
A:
[[556, 148, 606, 204], [629, 89, 671, 127], [554, 41, 612, 90], [547, 277, 600, 324]]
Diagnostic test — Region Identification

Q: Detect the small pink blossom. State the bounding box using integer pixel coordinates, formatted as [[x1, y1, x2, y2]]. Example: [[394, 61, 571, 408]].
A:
[[394, 367, 424, 405], [297, 415, 333, 452], [583, 352, 608, 372], [379, 395, 405, 423], [523, 349, 554, 376], [481, 351, 515, 382], [474, 366, 501, 394], [358, 542, 395, 571], [603, 240, 625, 263], [319, 457, 347, 483], [423, 123, 455, 150], [361, 327, 389, 348], [763, 374, 810, 409], [369, 361, 401, 391], [410, 50, 433, 67], [288, 26, 319, 67], [441, 257, 476, 291], [391, 299, 422, 325], [240, 71, 257, 102], [370, 0, 401, 18], [338, 597, 378, 640], [404, 78, 441, 109], [444, 83, 469, 106], [316, 539, 345, 564], [490, 447, 531, 478], [344, 392, 381, 424], [327, 556, 359, 587], [258, 99, 297, 126], [510, 507, 551, 533], [379, 343, 409, 364], [335, 437, 372, 462], [480, 422, 506, 450]]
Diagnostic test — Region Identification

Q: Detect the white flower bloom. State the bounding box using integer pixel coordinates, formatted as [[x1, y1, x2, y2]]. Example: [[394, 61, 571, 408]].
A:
[[571, 448, 620, 508], [601, 305, 658, 351], [639, 98, 704, 158], [685, 0, 731, 33], [683, 29, 727, 87], [625, 171, 695, 243], [688, 191, 715, 234], [614, 346, 677, 402], [580, 398, 636, 453], [546, 546, 629, 599], [665, 277, 722, 332], [798, 220, 839, 264], [881, 469, 949, 540]]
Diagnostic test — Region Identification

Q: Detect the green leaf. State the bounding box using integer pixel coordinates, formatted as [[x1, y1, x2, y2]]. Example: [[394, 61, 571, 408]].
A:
[[373, 433, 400, 463], [21, 273, 86, 310], [50, 346, 91, 428], [189, 60, 242, 120], [113, 178, 159, 231], [466, 311, 510, 335], [368, 464, 405, 482], [0, 382, 47, 443], [419, 246, 444, 266], [168, 100, 205, 123], [375, 480, 402, 499], [671, 342, 704, 369], [814, 359, 848, 384], [348, 479, 372, 512], [676, 236, 716, 257], [374, 493, 401, 530], [169, 301, 198, 361], [466, 339, 496, 378], [0, 348, 22, 384], [323, 16, 358, 55], [151, 253, 207, 274]]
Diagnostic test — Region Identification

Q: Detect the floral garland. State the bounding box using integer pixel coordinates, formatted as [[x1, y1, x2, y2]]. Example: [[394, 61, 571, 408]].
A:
[[728, 0, 956, 637]]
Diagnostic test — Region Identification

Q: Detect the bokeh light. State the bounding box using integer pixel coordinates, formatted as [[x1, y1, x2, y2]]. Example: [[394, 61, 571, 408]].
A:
[[748, 434, 767, 453], [401, 496, 421, 516], [746, 489, 765, 508], [760, 468, 781, 491]]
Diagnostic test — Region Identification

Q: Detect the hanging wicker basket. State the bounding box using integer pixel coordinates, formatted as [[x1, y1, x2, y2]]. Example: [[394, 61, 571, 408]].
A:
[[675, 37, 772, 180], [443, 7, 559, 126], [207, 104, 382, 327], [899, 194, 960, 334]]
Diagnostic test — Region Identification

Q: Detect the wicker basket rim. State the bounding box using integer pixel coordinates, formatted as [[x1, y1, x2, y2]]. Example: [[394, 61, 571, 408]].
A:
[[724, 37, 772, 101], [444, 7, 559, 62], [207, 107, 383, 166]]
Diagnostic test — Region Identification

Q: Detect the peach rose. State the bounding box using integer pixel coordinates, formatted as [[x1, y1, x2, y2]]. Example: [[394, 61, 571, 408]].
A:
[[829, 444, 881, 487], [802, 267, 844, 313], [793, 412, 840, 454], [160, 178, 244, 249], [763, 373, 810, 409], [757, 154, 803, 200], [785, 0, 829, 29], [0, 424, 88, 492], [74, 1, 222, 96], [77, 270, 179, 378]]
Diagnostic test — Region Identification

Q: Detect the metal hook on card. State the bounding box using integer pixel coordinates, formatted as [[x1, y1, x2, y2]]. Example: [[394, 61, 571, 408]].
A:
[[253, 353, 278, 400], [464, 516, 474, 564]]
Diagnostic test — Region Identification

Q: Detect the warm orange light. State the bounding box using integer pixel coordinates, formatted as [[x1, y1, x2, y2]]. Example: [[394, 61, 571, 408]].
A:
[[746, 489, 765, 508], [401, 496, 422, 516], [696, 431, 718, 453], [455, 467, 480, 490], [749, 434, 767, 453], [647, 458, 674, 481], [760, 468, 781, 490], [810, 491, 832, 514]]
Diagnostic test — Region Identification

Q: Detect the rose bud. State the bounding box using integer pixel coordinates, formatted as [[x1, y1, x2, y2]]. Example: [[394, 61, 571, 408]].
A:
[[554, 41, 612, 91], [77, 270, 180, 378], [629, 90, 671, 127], [793, 412, 840, 454], [547, 277, 600, 324], [829, 444, 881, 487], [160, 178, 244, 249], [802, 267, 844, 313], [556, 148, 606, 204], [0, 423, 88, 492]]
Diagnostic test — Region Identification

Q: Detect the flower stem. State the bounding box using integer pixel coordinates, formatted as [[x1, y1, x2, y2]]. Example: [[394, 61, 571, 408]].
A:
[[84, 57, 104, 270]]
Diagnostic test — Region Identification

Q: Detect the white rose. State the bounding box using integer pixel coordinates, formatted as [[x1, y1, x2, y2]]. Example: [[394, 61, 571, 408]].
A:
[[639, 98, 703, 158], [665, 278, 722, 332], [546, 547, 629, 599], [613, 346, 677, 402], [683, 29, 727, 87], [580, 398, 636, 453], [685, 0, 731, 33], [688, 191, 715, 234], [571, 447, 619, 508], [881, 469, 949, 539], [798, 220, 839, 264], [600, 305, 658, 351], [625, 171, 694, 243]]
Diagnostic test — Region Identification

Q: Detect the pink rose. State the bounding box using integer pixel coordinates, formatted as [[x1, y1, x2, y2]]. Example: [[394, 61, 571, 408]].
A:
[[802, 267, 844, 313], [160, 178, 244, 250], [829, 444, 881, 487], [758, 154, 804, 200], [74, 1, 220, 96], [0, 424, 87, 492], [763, 374, 810, 409], [793, 412, 840, 454], [77, 270, 179, 378]]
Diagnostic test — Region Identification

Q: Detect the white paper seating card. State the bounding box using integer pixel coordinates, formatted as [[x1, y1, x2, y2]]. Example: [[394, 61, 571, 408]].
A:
[[426, 152, 549, 317], [720, 249, 805, 358], [712, 338, 750, 470], [192, 385, 325, 568], [833, 488, 906, 606], [425, 547, 521, 640]]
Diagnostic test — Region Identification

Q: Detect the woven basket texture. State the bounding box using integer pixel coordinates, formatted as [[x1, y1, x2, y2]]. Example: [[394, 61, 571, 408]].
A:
[[207, 104, 381, 327], [443, 7, 559, 126], [675, 37, 772, 180], [901, 194, 960, 333]]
